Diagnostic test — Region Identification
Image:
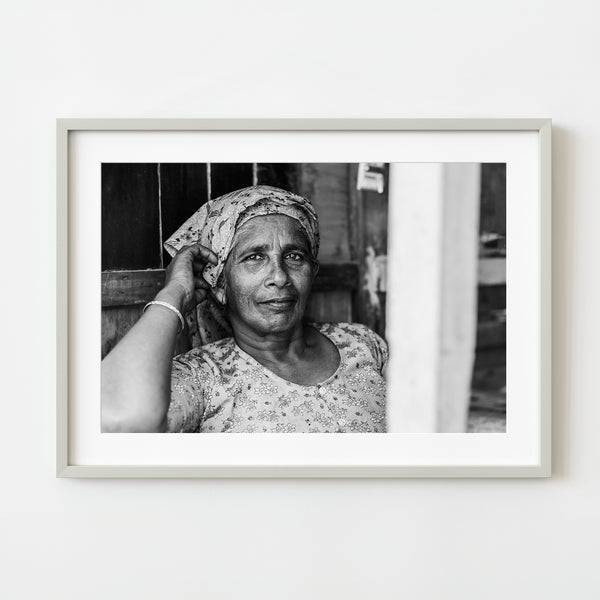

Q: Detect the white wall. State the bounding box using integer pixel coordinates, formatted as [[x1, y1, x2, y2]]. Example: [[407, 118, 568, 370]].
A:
[[2, 1, 597, 597]]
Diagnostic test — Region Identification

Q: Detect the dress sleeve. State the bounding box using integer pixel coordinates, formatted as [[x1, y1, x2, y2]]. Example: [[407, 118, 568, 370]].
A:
[[345, 322, 389, 375], [364, 327, 389, 375], [167, 352, 211, 432]]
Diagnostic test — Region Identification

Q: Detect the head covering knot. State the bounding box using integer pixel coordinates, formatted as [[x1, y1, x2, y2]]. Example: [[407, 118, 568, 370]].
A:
[[163, 185, 320, 345]]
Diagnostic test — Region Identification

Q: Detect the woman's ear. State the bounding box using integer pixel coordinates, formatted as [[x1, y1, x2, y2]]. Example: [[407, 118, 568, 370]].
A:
[[210, 289, 226, 305], [210, 281, 227, 305], [212, 272, 227, 305]]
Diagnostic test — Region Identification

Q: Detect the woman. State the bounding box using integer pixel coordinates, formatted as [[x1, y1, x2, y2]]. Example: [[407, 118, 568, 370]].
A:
[[102, 185, 387, 433]]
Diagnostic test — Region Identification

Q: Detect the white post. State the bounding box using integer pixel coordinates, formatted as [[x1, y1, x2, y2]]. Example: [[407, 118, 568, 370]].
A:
[[386, 163, 481, 432]]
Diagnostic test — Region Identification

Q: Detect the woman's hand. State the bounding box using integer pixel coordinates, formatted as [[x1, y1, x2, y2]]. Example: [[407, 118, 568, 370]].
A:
[[160, 243, 219, 314]]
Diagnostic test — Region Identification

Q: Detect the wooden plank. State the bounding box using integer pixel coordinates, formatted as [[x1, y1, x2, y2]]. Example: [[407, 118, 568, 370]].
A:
[[256, 163, 299, 192], [298, 164, 352, 261], [210, 163, 253, 198], [102, 263, 360, 307], [101, 163, 161, 270], [102, 270, 165, 306], [159, 163, 209, 265]]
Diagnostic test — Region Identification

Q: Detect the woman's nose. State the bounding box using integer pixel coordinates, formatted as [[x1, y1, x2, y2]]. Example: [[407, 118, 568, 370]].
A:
[[265, 257, 290, 287]]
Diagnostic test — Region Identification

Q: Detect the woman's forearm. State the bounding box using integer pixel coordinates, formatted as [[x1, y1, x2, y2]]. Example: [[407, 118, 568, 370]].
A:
[[101, 286, 185, 432]]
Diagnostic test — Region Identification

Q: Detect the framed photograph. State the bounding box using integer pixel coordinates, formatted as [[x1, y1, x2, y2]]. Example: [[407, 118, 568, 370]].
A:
[[57, 119, 551, 477]]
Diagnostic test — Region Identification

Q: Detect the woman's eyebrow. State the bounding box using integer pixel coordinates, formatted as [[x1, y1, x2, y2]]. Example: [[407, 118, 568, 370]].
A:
[[238, 243, 269, 254], [235, 238, 310, 256], [238, 241, 309, 253]]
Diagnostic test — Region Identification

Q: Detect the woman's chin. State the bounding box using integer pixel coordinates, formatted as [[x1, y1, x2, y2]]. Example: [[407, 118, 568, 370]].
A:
[[228, 301, 307, 338], [262, 316, 301, 335], [248, 310, 302, 336]]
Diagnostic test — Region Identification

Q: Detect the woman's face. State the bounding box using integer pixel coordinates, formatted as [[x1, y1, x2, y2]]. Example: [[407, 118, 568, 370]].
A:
[[223, 215, 316, 338]]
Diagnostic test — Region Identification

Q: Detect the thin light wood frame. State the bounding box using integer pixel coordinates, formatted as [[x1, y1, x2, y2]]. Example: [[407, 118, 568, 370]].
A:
[[57, 118, 551, 478]]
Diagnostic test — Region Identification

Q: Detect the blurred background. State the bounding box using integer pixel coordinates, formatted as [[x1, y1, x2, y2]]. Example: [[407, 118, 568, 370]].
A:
[[101, 162, 505, 432]]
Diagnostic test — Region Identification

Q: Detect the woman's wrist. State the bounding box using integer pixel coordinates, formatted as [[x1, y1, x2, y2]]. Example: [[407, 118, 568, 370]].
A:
[[154, 283, 187, 312]]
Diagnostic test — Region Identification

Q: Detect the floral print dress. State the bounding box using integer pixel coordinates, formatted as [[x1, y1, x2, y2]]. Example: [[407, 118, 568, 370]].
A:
[[167, 322, 387, 433]]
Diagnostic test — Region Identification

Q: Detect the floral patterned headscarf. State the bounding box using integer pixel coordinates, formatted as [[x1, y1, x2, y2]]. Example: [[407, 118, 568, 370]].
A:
[[164, 185, 320, 345]]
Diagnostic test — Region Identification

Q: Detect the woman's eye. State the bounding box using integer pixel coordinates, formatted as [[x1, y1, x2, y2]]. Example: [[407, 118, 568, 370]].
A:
[[285, 252, 304, 262], [244, 253, 263, 261]]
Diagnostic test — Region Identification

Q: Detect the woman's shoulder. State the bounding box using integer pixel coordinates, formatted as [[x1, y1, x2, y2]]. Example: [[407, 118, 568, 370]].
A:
[[313, 322, 388, 366]]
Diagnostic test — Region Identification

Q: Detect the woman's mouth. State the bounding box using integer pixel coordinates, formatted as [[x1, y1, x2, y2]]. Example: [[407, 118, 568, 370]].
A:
[[260, 297, 296, 309]]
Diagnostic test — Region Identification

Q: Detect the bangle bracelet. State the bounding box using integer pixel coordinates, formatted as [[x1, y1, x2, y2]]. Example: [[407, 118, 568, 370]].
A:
[[143, 300, 185, 333]]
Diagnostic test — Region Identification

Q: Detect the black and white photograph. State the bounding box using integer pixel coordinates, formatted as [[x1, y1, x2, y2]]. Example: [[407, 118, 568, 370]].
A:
[[100, 161, 506, 434]]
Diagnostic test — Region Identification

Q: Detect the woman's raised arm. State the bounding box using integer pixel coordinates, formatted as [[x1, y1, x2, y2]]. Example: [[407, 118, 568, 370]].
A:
[[101, 243, 218, 432]]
